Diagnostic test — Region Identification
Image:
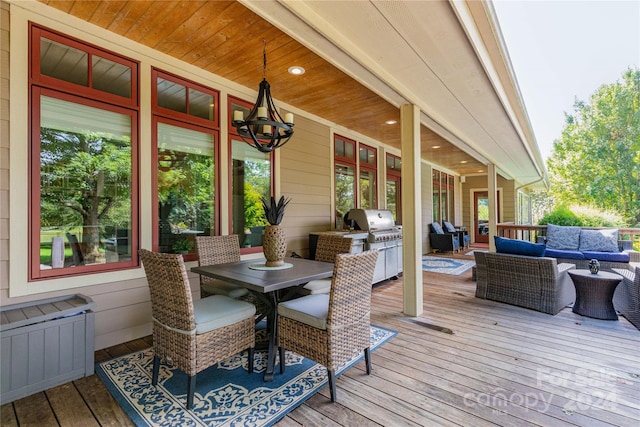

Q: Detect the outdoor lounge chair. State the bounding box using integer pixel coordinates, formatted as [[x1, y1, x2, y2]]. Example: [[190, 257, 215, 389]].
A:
[[139, 249, 256, 409], [277, 250, 379, 402], [612, 265, 640, 330], [300, 234, 354, 295], [474, 251, 576, 315], [429, 223, 460, 253], [195, 235, 249, 299]]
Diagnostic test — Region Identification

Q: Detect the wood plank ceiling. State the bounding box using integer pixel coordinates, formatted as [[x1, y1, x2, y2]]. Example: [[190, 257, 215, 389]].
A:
[[39, 0, 486, 175]]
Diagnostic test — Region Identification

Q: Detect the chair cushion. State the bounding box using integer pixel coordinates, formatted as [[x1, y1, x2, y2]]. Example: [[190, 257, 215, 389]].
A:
[[544, 248, 585, 260], [546, 224, 581, 250], [303, 278, 332, 294], [193, 295, 256, 334], [431, 222, 444, 234], [495, 236, 546, 257], [582, 251, 630, 263], [443, 221, 456, 233], [278, 294, 329, 330], [578, 229, 619, 252], [201, 280, 249, 298]]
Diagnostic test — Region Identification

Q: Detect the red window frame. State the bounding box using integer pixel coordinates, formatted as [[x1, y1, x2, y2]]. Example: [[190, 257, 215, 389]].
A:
[[386, 153, 402, 223], [334, 134, 357, 228], [28, 25, 140, 281], [30, 24, 139, 108], [29, 89, 140, 280], [151, 69, 221, 261], [358, 143, 378, 209], [151, 68, 220, 130]]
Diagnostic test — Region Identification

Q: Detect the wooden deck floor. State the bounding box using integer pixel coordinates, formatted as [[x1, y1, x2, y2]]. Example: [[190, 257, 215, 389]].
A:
[[2, 253, 639, 426]]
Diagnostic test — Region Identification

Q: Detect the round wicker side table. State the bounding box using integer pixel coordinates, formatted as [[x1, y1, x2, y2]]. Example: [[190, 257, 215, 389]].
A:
[[568, 270, 623, 320]]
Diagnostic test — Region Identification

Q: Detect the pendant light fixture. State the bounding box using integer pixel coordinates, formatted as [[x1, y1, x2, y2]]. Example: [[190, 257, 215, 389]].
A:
[[233, 40, 294, 153]]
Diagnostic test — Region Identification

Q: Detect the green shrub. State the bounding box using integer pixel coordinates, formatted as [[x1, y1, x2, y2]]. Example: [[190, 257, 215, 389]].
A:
[[538, 205, 580, 226], [538, 204, 627, 227]]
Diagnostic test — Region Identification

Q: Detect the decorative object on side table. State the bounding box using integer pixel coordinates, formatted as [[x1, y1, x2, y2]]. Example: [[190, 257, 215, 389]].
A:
[[261, 195, 290, 267], [588, 258, 600, 274]]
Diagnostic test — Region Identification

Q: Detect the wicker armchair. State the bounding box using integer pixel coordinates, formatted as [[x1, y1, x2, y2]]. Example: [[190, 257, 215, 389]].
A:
[[474, 251, 576, 315], [612, 265, 640, 329], [139, 249, 256, 409], [195, 235, 249, 299], [301, 234, 354, 295], [277, 250, 379, 402]]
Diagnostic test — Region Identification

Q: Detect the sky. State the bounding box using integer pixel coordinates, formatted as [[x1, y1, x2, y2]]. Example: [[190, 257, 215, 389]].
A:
[[492, 0, 640, 161]]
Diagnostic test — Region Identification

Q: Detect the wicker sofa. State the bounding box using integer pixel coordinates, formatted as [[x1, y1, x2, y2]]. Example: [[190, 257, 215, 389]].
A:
[[474, 251, 576, 315], [536, 224, 639, 271]]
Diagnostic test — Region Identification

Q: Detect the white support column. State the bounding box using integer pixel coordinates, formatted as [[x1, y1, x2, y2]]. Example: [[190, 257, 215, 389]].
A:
[[400, 104, 423, 317], [488, 163, 497, 252]]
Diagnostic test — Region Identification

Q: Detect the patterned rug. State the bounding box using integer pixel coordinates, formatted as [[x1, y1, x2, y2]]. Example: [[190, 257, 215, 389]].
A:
[[422, 256, 475, 275], [96, 325, 396, 426]]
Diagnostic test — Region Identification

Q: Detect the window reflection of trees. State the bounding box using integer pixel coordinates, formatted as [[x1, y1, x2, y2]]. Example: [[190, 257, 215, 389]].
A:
[[40, 125, 131, 265]]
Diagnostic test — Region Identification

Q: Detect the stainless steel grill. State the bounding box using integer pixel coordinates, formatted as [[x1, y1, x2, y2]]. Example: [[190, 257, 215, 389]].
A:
[[344, 209, 403, 283], [343, 209, 403, 241]]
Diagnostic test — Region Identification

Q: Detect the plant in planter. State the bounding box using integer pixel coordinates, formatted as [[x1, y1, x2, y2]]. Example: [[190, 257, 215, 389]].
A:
[[261, 195, 290, 266], [172, 238, 193, 255]]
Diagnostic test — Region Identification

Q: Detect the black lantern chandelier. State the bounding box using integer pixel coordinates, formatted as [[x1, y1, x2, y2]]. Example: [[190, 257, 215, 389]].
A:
[[233, 40, 294, 153]]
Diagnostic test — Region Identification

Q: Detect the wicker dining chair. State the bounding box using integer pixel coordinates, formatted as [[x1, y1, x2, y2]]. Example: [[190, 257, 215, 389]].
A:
[[301, 234, 354, 295], [277, 249, 379, 402], [195, 235, 249, 299], [139, 249, 256, 410]]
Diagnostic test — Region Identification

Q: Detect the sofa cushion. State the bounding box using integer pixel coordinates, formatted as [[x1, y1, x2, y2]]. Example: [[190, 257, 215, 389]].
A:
[[546, 224, 581, 250], [495, 236, 546, 257], [443, 221, 456, 233], [582, 251, 630, 263], [544, 248, 585, 260], [431, 222, 444, 234], [578, 229, 619, 252]]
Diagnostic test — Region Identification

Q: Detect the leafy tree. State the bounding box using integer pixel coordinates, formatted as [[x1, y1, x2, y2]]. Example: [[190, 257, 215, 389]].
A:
[[547, 68, 640, 225]]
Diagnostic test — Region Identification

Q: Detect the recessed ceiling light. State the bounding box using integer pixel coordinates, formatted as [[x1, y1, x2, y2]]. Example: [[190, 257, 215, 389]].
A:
[[385, 120, 397, 125], [288, 66, 305, 75], [432, 145, 441, 149], [477, 169, 484, 173], [460, 160, 468, 164]]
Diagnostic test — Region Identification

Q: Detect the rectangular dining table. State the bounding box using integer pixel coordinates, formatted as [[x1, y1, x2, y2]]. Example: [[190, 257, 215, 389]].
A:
[[191, 257, 334, 381]]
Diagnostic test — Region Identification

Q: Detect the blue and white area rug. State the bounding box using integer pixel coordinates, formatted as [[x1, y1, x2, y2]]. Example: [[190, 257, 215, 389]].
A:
[[96, 325, 396, 427], [422, 256, 475, 275]]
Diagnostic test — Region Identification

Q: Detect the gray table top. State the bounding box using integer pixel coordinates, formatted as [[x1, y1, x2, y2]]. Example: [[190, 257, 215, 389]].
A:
[[191, 257, 334, 293], [568, 269, 623, 281]]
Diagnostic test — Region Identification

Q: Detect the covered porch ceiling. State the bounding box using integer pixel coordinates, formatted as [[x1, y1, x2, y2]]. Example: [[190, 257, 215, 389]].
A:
[[39, 0, 547, 185]]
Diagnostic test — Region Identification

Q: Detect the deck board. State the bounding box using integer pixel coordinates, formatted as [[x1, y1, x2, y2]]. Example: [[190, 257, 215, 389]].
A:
[[2, 253, 639, 426]]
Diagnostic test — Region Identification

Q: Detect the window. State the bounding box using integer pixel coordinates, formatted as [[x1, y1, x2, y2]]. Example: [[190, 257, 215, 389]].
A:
[[386, 154, 401, 223], [29, 25, 139, 280], [518, 192, 531, 225], [359, 144, 377, 209], [152, 69, 219, 260], [229, 97, 273, 252], [334, 135, 357, 228], [432, 168, 454, 224]]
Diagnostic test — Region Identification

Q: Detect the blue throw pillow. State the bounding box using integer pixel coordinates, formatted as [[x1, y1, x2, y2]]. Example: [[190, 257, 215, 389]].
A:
[[546, 224, 581, 250], [495, 236, 546, 257], [578, 229, 619, 252], [443, 221, 457, 233], [431, 223, 444, 234]]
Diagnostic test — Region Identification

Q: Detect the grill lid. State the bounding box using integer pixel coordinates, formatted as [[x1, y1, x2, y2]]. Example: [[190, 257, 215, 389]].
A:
[[344, 209, 399, 232]]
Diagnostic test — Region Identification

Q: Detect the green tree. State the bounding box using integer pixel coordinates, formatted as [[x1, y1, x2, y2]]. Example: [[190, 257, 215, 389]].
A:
[[547, 68, 640, 225]]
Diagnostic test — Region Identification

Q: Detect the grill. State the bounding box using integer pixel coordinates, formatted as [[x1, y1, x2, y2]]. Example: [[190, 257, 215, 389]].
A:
[[344, 209, 403, 283]]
